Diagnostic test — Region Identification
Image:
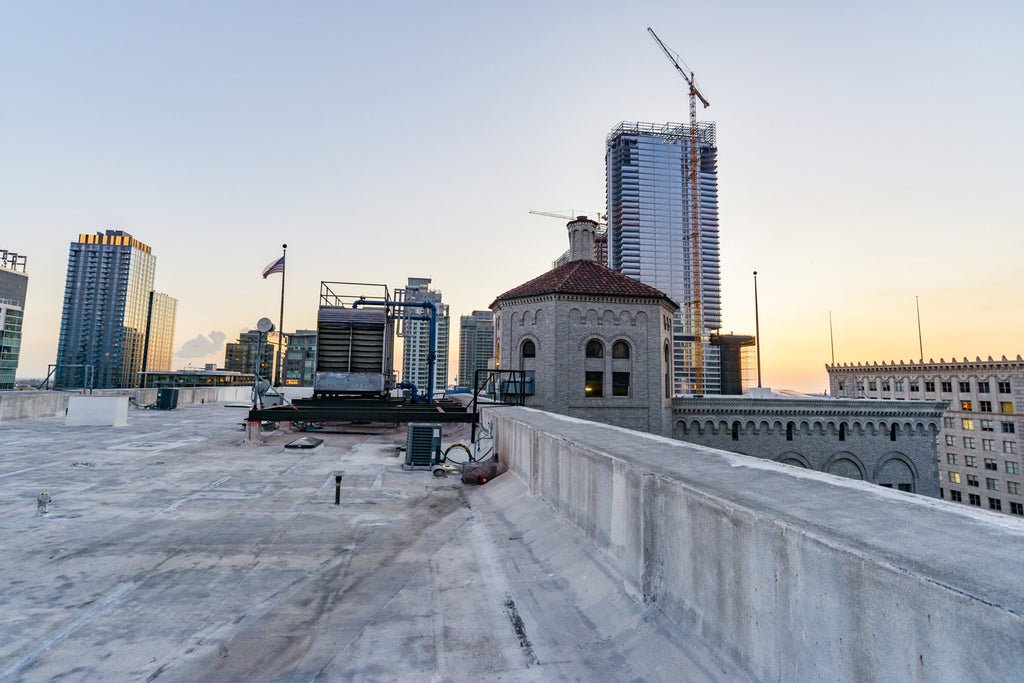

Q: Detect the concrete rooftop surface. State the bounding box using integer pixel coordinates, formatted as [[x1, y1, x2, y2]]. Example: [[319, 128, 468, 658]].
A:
[[0, 403, 745, 682]]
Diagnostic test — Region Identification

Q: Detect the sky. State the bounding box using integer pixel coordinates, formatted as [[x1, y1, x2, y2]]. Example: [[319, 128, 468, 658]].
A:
[[2, 0, 1022, 393]]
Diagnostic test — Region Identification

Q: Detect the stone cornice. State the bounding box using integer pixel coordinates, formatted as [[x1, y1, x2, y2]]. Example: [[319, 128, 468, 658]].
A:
[[672, 397, 947, 420], [492, 293, 673, 310], [826, 357, 1024, 375]]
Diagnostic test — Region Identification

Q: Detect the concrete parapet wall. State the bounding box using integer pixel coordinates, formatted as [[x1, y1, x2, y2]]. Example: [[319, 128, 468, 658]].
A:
[[0, 391, 69, 421], [487, 406, 1024, 681], [0, 386, 252, 421]]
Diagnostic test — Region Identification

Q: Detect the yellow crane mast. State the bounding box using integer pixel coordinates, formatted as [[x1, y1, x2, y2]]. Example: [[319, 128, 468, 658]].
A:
[[647, 26, 710, 394]]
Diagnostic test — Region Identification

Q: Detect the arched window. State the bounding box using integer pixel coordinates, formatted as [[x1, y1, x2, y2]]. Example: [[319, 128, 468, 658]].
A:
[[664, 342, 671, 398], [521, 339, 536, 358], [786, 422, 794, 441], [890, 424, 898, 441], [731, 421, 740, 441], [839, 423, 847, 441], [612, 340, 630, 358], [585, 339, 603, 358]]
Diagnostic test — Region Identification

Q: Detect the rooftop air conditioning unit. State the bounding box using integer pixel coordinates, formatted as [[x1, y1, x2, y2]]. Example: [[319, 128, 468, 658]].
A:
[[156, 387, 179, 410], [405, 423, 442, 469]]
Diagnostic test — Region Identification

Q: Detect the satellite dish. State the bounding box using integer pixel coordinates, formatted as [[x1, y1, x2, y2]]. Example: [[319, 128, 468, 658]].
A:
[[257, 317, 275, 333]]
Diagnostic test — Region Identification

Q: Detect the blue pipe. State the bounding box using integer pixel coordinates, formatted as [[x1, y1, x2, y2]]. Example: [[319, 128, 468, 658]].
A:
[[396, 382, 423, 403], [352, 298, 438, 403]]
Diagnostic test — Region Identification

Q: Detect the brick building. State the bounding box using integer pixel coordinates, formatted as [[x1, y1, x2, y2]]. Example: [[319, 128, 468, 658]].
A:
[[827, 356, 1023, 515], [672, 393, 944, 497], [491, 217, 677, 436]]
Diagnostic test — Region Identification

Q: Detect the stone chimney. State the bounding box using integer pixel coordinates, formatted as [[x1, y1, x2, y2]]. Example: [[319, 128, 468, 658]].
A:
[[567, 216, 598, 262]]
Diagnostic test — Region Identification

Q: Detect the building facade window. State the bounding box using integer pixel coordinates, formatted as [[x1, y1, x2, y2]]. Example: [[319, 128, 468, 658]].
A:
[[959, 381, 971, 393], [894, 381, 904, 392], [969, 493, 981, 506], [839, 423, 846, 441], [786, 422, 794, 441], [1011, 502, 1023, 516], [521, 339, 536, 358], [663, 342, 671, 399], [986, 478, 999, 490], [1000, 402, 1014, 413], [982, 439, 995, 451], [611, 340, 630, 359], [1007, 481, 1021, 495], [961, 400, 973, 411], [980, 401, 993, 412], [967, 474, 979, 487], [950, 490, 962, 502], [964, 437, 975, 449], [1002, 422, 1016, 434], [945, 435, 957, 446], [882, 381, 891, 392], [948, 472, 961, 484], [943, 416, 955, 428], [941, 381, 952, 393], [989, 498, 1002, 511], [1005, 441, 1018, 454], [731, 421, 740, 441], [910, 381, 919, 392], [890, 424, 898, 441], [925, 381, 935, 392], [612, 372, 630, 396], [585, 370, 603, 397], [869, 381, 877, 391], [585, 340, 603, 358], [984, 458, 998, 471], [998, 381, 1011, 393], [962, 418, 974, 430], [946, 453, 958, 465], [965, 455, 976, 467], [978, 381, 990, 393], [981, 419, 994, 431]]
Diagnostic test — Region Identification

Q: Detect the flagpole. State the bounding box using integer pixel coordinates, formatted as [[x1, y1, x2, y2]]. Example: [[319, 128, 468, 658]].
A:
[[276, 243, 287, 386], [753, 271, 762, 389]]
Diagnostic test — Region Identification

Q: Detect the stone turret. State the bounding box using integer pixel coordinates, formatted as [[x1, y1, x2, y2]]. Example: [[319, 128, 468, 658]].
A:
[[566, 216, 598, 262]]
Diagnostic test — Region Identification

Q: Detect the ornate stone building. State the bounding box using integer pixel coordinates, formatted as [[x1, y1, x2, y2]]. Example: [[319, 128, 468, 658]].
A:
[[827, 356, 1023, 515], [672, 394, 945, 497], [491, 217, 677, 436]]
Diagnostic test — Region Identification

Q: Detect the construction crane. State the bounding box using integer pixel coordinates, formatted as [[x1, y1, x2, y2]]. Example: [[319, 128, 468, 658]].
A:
[[647, 26, 710, 395], [529, 209, 607, 225]]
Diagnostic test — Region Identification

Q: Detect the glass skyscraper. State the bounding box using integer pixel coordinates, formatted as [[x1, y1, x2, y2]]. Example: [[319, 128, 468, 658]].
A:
[[458, 310, 494, 389], [142, 291, 178, 374], [606, 121, 722, 395], [55, 231, 176, 389], [400, 277, 449, 395], [0, 250, 28, 389]]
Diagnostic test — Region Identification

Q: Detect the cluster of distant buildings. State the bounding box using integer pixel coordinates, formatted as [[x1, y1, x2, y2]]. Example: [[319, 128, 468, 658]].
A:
[[1, 116, 1020, 517]]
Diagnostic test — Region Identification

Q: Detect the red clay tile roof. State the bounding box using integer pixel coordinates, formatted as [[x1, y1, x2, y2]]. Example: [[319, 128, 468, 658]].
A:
[[492, 260, 676, 307]]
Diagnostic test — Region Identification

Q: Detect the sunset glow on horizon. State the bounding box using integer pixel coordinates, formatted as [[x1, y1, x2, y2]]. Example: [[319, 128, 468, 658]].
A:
[[3, 1, 1021, 394]]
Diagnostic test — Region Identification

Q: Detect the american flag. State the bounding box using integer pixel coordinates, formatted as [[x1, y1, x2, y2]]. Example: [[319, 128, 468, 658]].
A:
[[262, 255, 285, 278]]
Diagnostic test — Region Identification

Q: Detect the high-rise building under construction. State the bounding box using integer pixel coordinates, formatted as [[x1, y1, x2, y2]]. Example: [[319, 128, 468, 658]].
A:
[[606, 121, 722, 395]]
